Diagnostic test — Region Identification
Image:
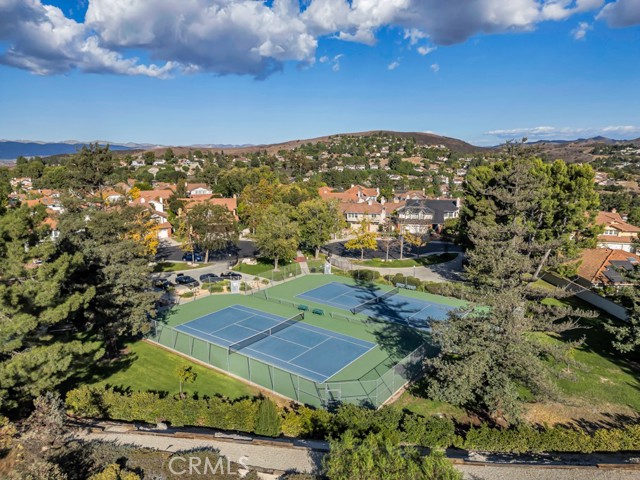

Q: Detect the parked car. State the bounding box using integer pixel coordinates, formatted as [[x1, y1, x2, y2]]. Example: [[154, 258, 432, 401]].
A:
[[220, 271, 242, 280], [199, 273, 224, 283], [175, 274, 199, 287], [182, 252, 204, 262], [153, 278, 174, 289]]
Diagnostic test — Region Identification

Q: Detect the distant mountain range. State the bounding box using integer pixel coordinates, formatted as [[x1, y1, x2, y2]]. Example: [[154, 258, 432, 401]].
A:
[[1, 133, 637, 164], [0, 140, 254, 161]]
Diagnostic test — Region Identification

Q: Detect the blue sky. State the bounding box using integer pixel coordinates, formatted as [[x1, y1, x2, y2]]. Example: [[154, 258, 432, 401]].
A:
[[0, 0, 639, 146]]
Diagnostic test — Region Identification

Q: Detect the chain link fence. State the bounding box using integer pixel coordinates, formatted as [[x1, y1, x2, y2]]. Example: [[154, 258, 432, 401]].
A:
[[148, 320, 426, 409]]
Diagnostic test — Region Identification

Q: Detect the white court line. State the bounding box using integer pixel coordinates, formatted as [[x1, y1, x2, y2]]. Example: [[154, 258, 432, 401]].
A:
[[176, 324, 233, 346], [243, 346, 330, 381], [179, 303, 376, 381], [286, 337, 329, 364], [324, 342, 378, 383]]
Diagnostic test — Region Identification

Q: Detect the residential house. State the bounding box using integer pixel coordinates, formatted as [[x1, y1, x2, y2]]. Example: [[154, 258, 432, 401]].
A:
[[394, 198, 461, 234], [130, 188, 174, 213], [318, 185, 379, 204], [571, 248, 640, 288], [180, 194, 238, 218], [393, 190, 428, 202], [596, 210, 640, 253], [339, 201, 387, 232], [186, 183, 213, 196]]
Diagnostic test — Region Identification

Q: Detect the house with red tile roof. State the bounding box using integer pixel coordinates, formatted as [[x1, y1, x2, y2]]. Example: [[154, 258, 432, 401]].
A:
[[338, 201, 387, 232], [572, 248, 640, 288], [318, 185, 379, 204], [180, 195, 238, 217], [596, 210, 640, 253]]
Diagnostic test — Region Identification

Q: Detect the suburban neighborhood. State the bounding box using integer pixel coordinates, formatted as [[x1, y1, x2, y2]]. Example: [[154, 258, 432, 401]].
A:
[[2, 1, 640, 479]]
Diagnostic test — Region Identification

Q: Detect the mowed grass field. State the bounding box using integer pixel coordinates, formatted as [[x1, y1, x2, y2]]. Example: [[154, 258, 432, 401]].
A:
[[85, 340, 259, 400]]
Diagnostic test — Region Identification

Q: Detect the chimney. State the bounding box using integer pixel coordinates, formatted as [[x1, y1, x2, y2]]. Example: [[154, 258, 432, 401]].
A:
[[611, 208, 617, 213], [456, 197, 461, 208]]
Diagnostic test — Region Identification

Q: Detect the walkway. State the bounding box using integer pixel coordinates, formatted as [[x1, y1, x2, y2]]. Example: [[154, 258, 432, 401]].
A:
[[73, 427, 640, 480]]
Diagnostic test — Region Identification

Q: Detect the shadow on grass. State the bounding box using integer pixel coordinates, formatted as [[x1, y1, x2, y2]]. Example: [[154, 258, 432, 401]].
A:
[[59, 344, 138, 396]]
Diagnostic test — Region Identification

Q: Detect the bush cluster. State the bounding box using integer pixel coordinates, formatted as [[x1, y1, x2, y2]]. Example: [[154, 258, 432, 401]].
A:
[[350, 269, 380, 282], [66, 387, 640, 453]]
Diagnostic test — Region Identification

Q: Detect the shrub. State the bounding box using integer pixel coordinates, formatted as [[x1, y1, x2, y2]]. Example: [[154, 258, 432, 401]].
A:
[[402, 414, 457, 449], [66, 387, 258, 433], [90, 463, 141, 480], [254, 398, 281, 438], [281, 405, 332, 438], [207, 283, 224, 293], [351, 269, 380, 282]]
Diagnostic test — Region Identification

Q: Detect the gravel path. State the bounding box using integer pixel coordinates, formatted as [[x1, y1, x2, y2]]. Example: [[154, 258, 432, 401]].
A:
[[458, 465, 640, 480], [74, 431, 321, 474], [75, 431, 640, 480]]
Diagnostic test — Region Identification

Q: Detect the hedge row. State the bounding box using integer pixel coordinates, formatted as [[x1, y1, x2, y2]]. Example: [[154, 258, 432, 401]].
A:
[[67, 386, 258, 433], [66, 387, 640, 453]]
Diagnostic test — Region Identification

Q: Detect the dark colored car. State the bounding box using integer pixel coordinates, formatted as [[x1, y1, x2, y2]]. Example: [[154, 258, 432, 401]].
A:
[[220, 271, 242, 280], [199, 273, 224, 283], [175, 274, 199, 287], [153, 278, 174, 289], [182, 252, 204, 262]]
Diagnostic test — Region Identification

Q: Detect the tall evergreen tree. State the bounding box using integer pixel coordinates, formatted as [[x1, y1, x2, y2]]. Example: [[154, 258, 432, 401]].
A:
[[428, 154, 598, 422], [0, 206, 101, 410]]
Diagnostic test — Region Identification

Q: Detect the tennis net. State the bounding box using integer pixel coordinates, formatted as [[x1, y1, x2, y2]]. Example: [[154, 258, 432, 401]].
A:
[[350, 287, 400, 314], [228, 312, 305, 354]]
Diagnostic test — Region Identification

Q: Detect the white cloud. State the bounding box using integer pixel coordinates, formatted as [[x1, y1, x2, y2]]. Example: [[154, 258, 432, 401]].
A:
[[486, 125, 640, 140], [0, 0, 634, 78], [403, 28, 427, 45], [417, 45, 437, 56], [388, 60, 401, 70], [0, 0, 175, 77], [430, 63, 440, 73], [572, 21, 592, 40], [597, 0, 640, 27], [323, 53, 343, 71]]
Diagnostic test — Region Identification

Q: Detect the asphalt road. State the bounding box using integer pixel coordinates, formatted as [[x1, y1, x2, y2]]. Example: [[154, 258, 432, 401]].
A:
[[323, 239, 464, 260], [156, 240, 257, 263]]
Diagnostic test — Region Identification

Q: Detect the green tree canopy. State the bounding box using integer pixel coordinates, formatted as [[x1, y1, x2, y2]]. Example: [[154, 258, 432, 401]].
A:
[[295, 199, 344, 258], [324, 430, 461, 480], [253, 205, 299, 270], [345, 221, 378, 260], [0, 206, 102, 410], [187, 203, 239, 263]]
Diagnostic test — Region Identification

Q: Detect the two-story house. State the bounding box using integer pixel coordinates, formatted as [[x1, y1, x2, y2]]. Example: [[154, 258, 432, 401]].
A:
[[394, 198, 461, 235], [596, 210, 640, 253]]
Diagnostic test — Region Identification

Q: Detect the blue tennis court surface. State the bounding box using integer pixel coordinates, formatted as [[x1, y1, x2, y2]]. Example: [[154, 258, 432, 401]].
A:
[[174, 305, 376, 383], [297, 282, 458, 327]]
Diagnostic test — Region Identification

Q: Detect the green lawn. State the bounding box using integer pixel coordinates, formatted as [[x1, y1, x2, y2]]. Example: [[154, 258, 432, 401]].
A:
[[87, 341, 259, 400], [393, 391, 467, 420], [357, 253, 458, 268], [233, 259, 302, 282], [537, 321, 640, 412], [153, 262, 201, 273], [307, 255, 327, 272]]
